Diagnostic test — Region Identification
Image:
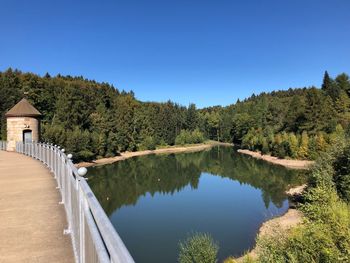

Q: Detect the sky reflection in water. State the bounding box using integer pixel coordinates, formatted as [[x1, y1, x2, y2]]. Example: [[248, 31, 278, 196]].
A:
[[88, 146, 304, 263]]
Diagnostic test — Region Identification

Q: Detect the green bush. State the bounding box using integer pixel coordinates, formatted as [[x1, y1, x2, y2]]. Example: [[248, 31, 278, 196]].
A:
[[138, 136, 156, 150], [178, 233, 219, 263], [258, 222, 346, 263], [175, 129, 205, 145], [276, 141, 290, 159], [333, 145, 350, 202], [191, 129, 205, 143], [261, 138, 269, 155], [176, 130, 191, 145]]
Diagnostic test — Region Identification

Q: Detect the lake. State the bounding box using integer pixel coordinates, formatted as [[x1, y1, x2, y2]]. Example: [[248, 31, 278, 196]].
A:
[[88, 146, 304, 262]]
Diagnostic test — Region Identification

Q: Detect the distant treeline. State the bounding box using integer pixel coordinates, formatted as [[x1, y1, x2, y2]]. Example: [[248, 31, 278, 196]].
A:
[[1, 69, 349, 161], [227, 71, 350, 160]]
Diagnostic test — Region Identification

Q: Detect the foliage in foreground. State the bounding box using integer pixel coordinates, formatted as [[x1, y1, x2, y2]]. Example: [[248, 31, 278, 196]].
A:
[[224, 255, 255, 263], [179, 233, 218, 263], [254, 134, 350, 262], [257, 201, 350, 262]]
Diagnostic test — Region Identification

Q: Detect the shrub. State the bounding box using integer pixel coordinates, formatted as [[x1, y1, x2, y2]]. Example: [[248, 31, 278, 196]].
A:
[[276, 141, 290, 159], [224, 255, 256, 263], [261, 138, 269, 155], [333, 145, 350, 202], [175, 130, 191, 145], [138, 136, 156, 150], [175, 129, 205, 145], [223, 257, 236, 263], [192, 129, 205, 143], [178, 233, 219, 263]]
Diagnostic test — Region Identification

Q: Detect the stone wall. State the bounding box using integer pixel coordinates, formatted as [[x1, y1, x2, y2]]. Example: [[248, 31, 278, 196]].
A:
[[6, 117, 40, 151]]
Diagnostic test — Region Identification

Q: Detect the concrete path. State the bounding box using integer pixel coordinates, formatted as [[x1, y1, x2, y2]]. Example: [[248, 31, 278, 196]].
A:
[[0, 151, 74, 263]]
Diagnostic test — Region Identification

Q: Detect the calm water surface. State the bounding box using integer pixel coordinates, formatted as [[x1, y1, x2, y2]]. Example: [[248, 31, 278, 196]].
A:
[[88, 146, 304, 263]]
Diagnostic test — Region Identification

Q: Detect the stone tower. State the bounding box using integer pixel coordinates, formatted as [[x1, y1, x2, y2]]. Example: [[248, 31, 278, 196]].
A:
[[5, 98, 42, 151]]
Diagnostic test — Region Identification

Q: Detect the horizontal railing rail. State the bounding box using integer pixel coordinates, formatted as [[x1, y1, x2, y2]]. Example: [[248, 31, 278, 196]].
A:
[[16, 142, 135, 263], [0, 141, 7, 151]]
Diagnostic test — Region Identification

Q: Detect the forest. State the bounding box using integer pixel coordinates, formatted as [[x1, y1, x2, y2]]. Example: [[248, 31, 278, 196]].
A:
[[1, 68, 350, 161]]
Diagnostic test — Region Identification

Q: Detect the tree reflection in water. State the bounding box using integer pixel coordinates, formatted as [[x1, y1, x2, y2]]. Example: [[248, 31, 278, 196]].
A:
[[88, 146, 305, 215]]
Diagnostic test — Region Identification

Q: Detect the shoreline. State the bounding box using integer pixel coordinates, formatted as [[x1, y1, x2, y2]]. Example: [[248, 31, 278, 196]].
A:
[[76, 141, 233, 168], [236, 209, 303, 262], [237, 149, 314, 170], [235, 184, 306, 262]]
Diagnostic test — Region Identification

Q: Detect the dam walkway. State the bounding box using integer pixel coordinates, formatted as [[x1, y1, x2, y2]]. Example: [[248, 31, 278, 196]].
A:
[[0, 142, 134, 263], [0, 151, 74, 262], [0, 150, 74, 262]]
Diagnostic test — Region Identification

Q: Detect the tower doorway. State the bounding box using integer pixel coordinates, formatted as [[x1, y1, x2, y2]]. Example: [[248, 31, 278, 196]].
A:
[[23, 130, 33, 143]]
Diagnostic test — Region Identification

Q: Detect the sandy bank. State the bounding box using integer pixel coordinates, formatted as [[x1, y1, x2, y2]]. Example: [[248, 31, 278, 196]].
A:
[[235, 184, 307, 262], [77, 141, 233, 168], [286, 184, 307, 196], [237, 149, 314, 170], [235, 209, 303, 262]]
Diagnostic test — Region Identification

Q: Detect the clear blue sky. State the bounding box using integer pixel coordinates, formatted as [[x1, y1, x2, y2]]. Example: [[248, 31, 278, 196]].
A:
[[1, 0, 349, 108]]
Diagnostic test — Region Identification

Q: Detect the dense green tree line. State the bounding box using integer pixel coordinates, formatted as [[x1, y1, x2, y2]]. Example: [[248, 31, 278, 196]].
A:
[[240, 125, 345, 160], [1, 68, 349, 161], [199, 71, 350, 160], [0, 69, 204, 160]]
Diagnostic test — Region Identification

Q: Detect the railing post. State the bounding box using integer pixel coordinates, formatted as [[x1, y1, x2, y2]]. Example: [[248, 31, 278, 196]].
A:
[[77, 168, 88, 263], [79, 183, 85, 263], [50, 144, 54, 172]]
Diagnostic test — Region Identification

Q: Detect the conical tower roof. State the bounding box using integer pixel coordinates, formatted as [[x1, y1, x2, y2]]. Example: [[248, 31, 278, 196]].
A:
[[5, 98, 42, 118]]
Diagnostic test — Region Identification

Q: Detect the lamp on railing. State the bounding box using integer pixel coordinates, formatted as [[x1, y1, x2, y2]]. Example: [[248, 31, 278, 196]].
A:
[[67, 153, 73, 159], [78, 167, 87, 177]]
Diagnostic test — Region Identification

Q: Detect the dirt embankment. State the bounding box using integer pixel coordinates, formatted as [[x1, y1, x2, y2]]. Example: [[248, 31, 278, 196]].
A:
[[235, 184, 307, 262], [76, 141, 233, 168], [237, 149, 314, 170], [237, 209, 303, 261]]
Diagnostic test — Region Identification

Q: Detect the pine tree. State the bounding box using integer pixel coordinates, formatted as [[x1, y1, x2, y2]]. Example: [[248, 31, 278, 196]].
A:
[[297, 131, 309, 159], [335, 91, 350, 128], [261, 137, 269, 154], [335, 73, 350, 96], [284, 96, 306, 132], [288, 133, 299, 158], [185, 103, 199, 131], [301, 88, 337, 133], [316, 132, 327, 152], [322, 71, 332, 91], [321, 71, 340, 100]]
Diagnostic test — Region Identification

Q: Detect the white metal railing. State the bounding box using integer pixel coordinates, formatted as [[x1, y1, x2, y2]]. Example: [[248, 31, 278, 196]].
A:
[[16, 142, 135, 263], [0, 141, 6, 150]]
